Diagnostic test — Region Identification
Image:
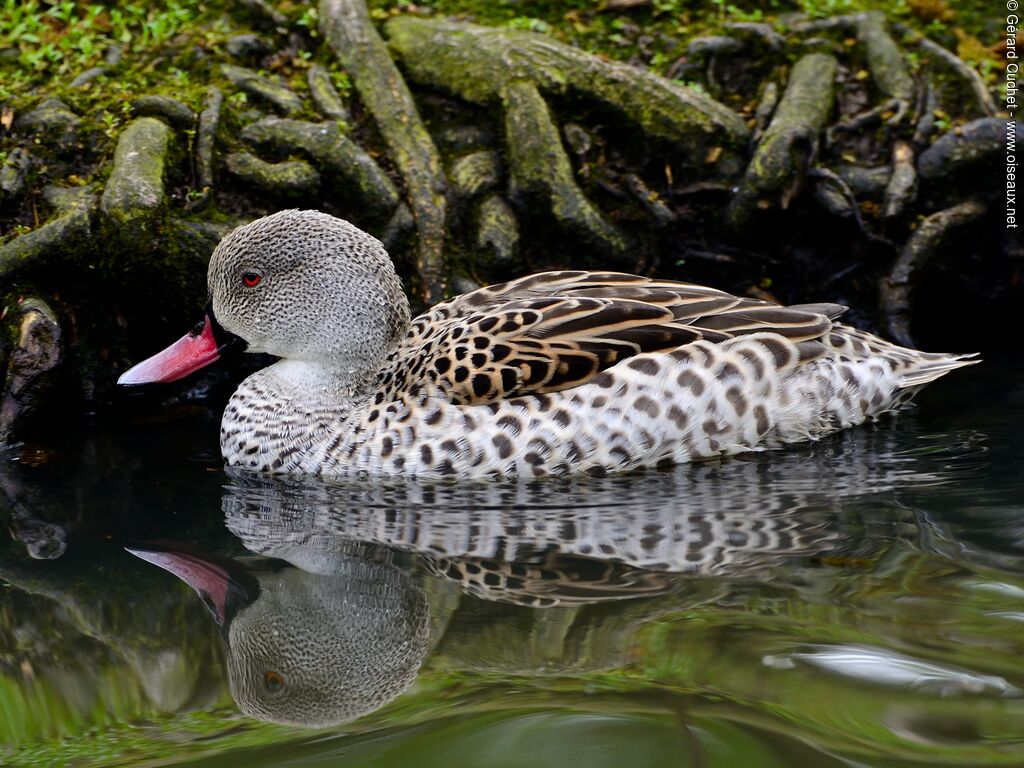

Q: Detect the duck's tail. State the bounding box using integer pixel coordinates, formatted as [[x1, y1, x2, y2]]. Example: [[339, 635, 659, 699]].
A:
[[898, 352, 980, 388]]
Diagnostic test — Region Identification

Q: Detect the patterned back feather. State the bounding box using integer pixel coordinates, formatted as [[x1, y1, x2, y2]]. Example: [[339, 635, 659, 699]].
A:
[[379, 271, 842, 405]]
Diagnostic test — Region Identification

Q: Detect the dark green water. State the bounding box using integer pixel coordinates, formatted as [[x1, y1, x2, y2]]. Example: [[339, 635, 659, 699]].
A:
[[1, 363, 1022, 767]]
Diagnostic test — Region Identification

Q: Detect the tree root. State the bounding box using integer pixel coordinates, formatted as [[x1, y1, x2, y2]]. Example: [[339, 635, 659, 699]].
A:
[[827, 98, 903, 144], [752, 81, 779, 144], [836, 165, 891, 198], [504, 80, 627, 255], [240, 117, 399, 219], [447, 151, 501, 201], [912, 79, 937, 146], [725, 22, 785, 50], [0, 187, 96, 281], [0, 148, 32, 204], [99, 117, 171, 248], [307, 64, 349, 122], [0, 299, 62, 444], [893, 23, 997, 118], [809, 167, 892, 247], [624, 173, 674, 228], [192, 87, 223, 208], [221, 64, 303, 114], [854, 12, 914, 121], [130, 96, 196, 130], [918, 118, 1015, 180], [882, 139, 916, 219], [727, 53, 838, 227], [13, 98, 80, 151], [880, 200, 986, 346], [320, 0, 448, 303], [384, 16, 749, 156], [225, 152, 320, 196], [476, 194, 519, 268]]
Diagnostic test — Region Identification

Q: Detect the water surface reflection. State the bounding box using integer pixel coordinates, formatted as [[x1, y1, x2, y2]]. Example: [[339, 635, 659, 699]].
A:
[[1, 366, 1023, 766]]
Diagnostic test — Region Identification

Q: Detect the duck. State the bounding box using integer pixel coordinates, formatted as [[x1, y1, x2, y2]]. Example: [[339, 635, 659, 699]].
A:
[[118, 209, 977, 479]]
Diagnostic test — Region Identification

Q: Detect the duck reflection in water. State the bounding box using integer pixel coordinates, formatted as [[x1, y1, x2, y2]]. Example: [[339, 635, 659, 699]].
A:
[[127, 538, 429, 728], [127, 426, 979, 727]]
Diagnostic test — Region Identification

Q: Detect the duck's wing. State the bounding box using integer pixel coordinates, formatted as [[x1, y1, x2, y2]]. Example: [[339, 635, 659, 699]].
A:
[[385, 271, 842, 405]]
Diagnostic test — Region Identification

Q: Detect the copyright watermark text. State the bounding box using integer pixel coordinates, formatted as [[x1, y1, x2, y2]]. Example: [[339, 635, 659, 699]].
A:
[[1007, 3, 1019, 227]]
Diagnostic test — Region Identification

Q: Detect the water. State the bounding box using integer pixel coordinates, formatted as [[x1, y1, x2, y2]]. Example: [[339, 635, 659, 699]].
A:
[[1, 363, 1022, 767]]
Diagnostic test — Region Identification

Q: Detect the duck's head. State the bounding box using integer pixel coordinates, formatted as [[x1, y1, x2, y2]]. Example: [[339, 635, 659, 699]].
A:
[[118, 210, 411, 385]]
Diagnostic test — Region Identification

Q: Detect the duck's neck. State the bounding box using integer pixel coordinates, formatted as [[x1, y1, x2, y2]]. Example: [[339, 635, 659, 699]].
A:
[[265, 358, 379, 400]]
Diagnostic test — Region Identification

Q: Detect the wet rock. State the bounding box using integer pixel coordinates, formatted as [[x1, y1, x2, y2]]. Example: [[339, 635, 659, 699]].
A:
[[0, 148, 32, 204], [100, 117, 171, 246], [13, 98, 81, 149], [448, 150, 501, 200], [0, 299, 62, 443], [221, 64, 302, 114], [475, 194, 519, 266], [225, 152, 320, 196], [307, 64, 349, 122], [131, 95, 196, 129], [226, 33, 273, 60], [504, 80, 626, 255], [241, 117, 398, 216], [0, 185, 96, 281]]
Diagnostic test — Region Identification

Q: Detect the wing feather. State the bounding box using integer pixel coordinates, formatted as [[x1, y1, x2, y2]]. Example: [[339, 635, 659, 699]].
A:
[[381, 272, 841, 405]]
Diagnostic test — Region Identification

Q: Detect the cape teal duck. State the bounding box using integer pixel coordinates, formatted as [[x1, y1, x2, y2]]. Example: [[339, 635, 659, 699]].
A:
[[119, 210, 977, 478]]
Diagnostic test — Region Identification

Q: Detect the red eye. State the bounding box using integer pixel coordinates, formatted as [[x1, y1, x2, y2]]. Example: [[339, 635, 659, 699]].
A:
[[242, 272, 261, 287]]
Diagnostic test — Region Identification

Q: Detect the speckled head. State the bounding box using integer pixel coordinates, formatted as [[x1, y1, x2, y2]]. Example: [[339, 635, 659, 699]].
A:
[[208, 210, 411, 368]]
